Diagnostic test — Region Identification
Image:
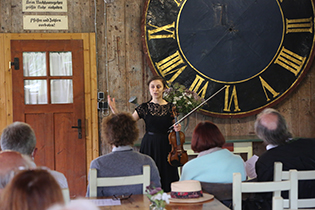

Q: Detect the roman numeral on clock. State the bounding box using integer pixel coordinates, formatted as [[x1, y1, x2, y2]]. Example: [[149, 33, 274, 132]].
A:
[[259, 76, 280, 101], [189, 75, 208, 98], [274, 47, 306, 76], [173, 0, 183, 7], [155, 51, 187, 83], [147, 22, 175, 40], [286, 17, 313, 33], [224, 85, 241, 112], [286, 17, 313, 34]]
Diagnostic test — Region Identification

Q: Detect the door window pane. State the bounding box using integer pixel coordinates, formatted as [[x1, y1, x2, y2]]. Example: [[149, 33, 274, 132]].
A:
[[23, 52, 46, 76], [50, 52, 73, 76], [24, 80, 48, 104], [51, 79, 73, 104]]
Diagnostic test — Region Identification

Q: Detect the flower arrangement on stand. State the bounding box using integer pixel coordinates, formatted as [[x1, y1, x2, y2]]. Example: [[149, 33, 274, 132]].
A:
[[163, 82, 205, 115], [145, 184, 170, 210]]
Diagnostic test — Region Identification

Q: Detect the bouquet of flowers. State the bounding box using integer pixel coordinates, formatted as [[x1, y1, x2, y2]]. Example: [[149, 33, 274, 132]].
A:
[[145, 184, 170, 209], [163, 82, 205, 115]]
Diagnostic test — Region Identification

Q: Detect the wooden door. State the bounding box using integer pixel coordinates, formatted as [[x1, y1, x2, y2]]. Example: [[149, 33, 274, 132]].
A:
[[11, 40, 86, 197]]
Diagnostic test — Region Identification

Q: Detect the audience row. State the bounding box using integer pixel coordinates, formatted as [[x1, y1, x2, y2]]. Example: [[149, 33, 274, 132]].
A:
[[0, 107, 315, 210]]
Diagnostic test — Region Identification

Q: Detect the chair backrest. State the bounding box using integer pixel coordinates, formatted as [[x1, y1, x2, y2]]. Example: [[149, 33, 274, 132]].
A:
[[274, 162, 315, 209], [89, 165, 150, 197], [233, 170, 298, 210], [61, 188, 70, 204], [200, 182, 232, 201]]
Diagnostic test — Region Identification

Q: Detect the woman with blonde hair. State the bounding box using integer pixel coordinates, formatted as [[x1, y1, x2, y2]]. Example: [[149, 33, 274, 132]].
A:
[[0, 168, 64, 210]]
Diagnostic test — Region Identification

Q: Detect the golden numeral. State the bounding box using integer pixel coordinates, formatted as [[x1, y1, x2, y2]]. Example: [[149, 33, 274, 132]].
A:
[[259, 76, 280, 101], [148, 22, 175, 40], [173, 0, 183, 7], [224, 85, 241, 112], [189, 75, 208, 98], [286, 17, 313, 33], [155, 51, 187, 83], [274, 47, 306, 76]]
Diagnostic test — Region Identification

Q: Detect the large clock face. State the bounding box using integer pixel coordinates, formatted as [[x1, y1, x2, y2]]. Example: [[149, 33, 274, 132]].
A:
[[142, 0, 315, 118]]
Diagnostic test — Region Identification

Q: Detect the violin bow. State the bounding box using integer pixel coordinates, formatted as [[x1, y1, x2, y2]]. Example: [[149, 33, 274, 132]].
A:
[[169, 85, 227, 129]]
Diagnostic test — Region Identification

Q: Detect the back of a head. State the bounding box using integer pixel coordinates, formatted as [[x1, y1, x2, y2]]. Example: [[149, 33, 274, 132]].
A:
[[0, 151, 35, 189], [0, 122, 36, 155], [0, 169, 64, 210], [254, 108, 292, 145], [191, 121, 225, 152], [103, 112, 139, 147]]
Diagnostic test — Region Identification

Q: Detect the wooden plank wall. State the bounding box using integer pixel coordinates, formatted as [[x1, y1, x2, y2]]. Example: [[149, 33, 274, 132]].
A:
[[1, 0, 315, 155]]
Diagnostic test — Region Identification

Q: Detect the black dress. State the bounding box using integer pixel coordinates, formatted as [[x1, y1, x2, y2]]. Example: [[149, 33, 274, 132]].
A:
[[136, 101, 179, 192]]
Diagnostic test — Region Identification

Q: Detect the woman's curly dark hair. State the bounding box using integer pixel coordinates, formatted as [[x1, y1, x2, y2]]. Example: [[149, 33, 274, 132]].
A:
[[102, 112, 139, 147]]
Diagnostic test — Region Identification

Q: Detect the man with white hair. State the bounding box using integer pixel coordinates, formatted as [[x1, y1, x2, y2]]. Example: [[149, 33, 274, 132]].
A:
[[0, 121, 68, 188], [250, 108, 315, 209]]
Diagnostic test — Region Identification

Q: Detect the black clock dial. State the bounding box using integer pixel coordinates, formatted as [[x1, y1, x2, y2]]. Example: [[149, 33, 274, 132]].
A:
[[142, 0, 315, 117], [178, 0, 283, 82]]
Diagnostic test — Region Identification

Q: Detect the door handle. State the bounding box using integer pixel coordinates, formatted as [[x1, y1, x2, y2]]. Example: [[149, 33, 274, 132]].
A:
[[10, 57, 20, 70], [71, 119, 82, 139]]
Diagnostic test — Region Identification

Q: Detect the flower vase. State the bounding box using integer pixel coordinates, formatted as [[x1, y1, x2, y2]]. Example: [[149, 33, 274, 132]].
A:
[[149, 203, 155, 210], [149, 203, 165, 210], [178, 113, 189, 133]]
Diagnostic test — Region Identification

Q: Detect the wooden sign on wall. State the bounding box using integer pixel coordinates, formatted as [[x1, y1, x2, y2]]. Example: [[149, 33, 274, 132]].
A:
[[23, 15, 68, 30], [22, 0, 67, 12]]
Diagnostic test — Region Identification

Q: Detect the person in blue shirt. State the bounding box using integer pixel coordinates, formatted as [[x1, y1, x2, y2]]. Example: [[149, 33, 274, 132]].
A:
[[180, 121, 246, 183]]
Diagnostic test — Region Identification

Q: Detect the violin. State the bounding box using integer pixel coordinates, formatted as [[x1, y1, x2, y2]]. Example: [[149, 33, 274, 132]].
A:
[[167, 107, 188, 167]]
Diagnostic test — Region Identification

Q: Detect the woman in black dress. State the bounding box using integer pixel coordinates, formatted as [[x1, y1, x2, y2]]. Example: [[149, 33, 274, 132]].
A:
[[108, 76, 181, 192]]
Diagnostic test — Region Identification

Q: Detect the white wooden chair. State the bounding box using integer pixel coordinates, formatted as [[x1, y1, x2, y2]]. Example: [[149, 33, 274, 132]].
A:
[[61, 188, 70, 204], [233, 170, 298, 210], [274, 162, 315, 209], [88, 165, 150, 197], [273, 196, 284, 210]]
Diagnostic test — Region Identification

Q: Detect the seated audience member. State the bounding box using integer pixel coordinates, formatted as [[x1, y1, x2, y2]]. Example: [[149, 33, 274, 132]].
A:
[[48, 199, 99, 210], [0, 151, 34, 193], [0, 169, 64, 210], [251, 108, 315, 208], [86, 112, 161, 197], [0, 122, 68, 188], [180, 121, 246, 182]]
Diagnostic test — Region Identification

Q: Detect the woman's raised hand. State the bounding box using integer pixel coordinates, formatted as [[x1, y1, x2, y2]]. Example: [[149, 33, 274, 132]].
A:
[[107, 95, 118, 114]]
